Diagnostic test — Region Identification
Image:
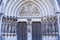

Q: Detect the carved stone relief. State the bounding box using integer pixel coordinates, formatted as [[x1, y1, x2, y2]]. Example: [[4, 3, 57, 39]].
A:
[[19, 2, 40, 17]]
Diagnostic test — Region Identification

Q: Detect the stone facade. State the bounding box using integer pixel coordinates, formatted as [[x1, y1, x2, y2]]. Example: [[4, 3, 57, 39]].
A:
[[0, 0, 60, 40]]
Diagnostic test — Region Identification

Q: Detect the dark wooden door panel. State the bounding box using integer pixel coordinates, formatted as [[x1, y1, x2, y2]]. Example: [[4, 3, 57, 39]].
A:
[[22, 22, 27, 40], [32, 22, 37, 40], [17, 22, 23, 40], [17, 22, 27, 40], [32, 22, 42, 40], [36, 22, 42, 40]]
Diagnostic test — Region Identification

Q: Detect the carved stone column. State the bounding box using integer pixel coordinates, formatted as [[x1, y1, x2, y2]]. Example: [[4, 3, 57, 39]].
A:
[[0, 13, 3, 36], [56, 12, 60, 36], [57, 16, 60, 35]]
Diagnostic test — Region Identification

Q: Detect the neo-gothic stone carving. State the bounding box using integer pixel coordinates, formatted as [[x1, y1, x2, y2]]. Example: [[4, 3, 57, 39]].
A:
[[19, 2, 40, 17]]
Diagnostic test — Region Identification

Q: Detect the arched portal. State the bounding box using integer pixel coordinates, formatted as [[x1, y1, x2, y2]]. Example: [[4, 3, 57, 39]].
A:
[[0, 0, 59, 40]]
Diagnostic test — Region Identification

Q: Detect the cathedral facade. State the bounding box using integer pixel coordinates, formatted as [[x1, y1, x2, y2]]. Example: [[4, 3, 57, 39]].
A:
[[0, 0, 60, 40]]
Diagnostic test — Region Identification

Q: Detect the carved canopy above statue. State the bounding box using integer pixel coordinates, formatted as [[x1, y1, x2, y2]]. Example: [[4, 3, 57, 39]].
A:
[[18, 1, 40, 17]]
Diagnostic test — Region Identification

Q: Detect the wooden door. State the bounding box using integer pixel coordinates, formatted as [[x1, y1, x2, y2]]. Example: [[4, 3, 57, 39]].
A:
[[17, 22, 27, 40], [32, 22, 42, 40]]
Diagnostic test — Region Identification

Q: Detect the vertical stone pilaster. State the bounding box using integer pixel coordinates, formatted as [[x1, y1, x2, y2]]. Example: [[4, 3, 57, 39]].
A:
[[0, 17, 2, 36], [56, 12, 60, 36], [0, 18, 1, 35], [0, 13, 3, 36], [57, 16, 60, 36]]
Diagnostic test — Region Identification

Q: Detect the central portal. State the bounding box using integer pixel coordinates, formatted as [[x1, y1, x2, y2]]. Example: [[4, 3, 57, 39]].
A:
[[17, 20, 42, 40]]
